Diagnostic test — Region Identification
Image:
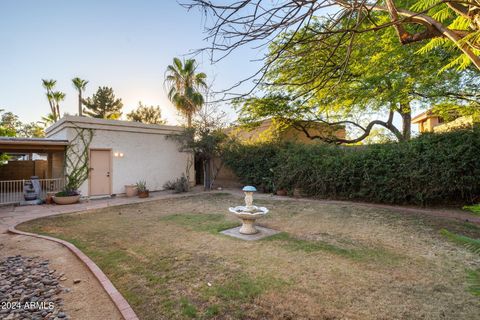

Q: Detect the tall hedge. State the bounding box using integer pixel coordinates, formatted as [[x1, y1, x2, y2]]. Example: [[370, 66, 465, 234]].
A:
[[222, 128, 480, 205]]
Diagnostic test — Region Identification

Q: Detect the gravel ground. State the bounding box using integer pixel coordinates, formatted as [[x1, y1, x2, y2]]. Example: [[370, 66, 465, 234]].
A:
[[0, 233, 123, 320], [0, 255, 70, 320]]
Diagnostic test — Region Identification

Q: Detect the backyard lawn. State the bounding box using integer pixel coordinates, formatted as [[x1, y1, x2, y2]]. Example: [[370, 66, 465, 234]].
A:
[[19, 193, 480, 320]]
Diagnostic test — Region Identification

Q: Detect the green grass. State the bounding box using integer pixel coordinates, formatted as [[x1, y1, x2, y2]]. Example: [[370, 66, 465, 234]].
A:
[[203, 276, 275, 303], [200, 274, 286, 319], [466, 269, 480, 297], [264, 232, 402, 264], [179, 298, 197, 318], [440, 229, 480, 255], [160, 213, 239, 233]]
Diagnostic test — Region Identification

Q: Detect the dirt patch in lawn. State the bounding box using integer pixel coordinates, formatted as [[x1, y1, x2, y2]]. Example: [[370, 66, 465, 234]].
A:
[[18, 193, 480, 320]]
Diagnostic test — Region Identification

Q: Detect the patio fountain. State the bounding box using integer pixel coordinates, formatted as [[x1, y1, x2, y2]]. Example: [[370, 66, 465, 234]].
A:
[[228, 186, 268, 235]]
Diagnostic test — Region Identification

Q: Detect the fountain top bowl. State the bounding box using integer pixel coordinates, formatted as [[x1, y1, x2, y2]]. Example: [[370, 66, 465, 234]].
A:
[[229, 206, 268, 219], [242, 186, 257, 192]]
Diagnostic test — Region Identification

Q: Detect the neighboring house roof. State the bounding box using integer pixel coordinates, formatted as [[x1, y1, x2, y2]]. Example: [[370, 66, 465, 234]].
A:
[[45, 115, 184, 137], [411, 110, 438, 124]]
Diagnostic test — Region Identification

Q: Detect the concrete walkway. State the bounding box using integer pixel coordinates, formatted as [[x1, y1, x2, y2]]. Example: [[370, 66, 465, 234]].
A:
[[0, 188, 207, 233]]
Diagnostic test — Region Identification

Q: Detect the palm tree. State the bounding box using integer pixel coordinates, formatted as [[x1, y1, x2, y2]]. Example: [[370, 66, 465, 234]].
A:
[[165, 58, 207, 127], [42, 79, 59, 121], [72, 77, 88, 116], [40, 113, 57, 127], [50, 91, 66, 120]]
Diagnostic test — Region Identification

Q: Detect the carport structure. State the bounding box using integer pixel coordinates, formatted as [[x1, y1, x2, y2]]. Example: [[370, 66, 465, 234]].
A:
[[0, 137, 68, 204]]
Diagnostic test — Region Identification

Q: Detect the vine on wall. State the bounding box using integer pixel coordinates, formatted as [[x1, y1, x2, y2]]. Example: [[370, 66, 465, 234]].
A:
[[63, 126, 94, 193]]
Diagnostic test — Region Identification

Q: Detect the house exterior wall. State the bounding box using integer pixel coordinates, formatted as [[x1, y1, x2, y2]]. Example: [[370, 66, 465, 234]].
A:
[[211, 157, 242, 189], [280, 126, 346, 144], [434, 115, 475, 133], [230, 119, 346, 144], [46, 116, 194, 196]]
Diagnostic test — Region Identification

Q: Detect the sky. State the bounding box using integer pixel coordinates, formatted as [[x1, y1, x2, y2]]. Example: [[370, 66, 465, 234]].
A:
[[0, 0, 263, 125]]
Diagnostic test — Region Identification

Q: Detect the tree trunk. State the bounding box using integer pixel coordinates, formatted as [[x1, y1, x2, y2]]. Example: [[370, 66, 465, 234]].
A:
[[399, 103, 411, 141], [56, 104, 60, 121], [78, 92, 83, 117], [187, 113, 192, 127], [203, 159, 211, 191]]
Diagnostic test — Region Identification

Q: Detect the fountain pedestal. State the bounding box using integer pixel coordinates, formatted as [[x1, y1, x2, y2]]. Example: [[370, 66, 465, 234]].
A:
[[239, 217, 257, 234], [232, 211, 267, 234], [228, 186, 268, 235]]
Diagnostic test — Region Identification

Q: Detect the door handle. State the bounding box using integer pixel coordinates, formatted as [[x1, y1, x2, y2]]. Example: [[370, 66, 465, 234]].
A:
[[106, 172, 110, 177]]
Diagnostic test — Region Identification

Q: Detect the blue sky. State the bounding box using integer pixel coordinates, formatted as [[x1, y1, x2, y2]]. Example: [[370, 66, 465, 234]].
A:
[[0, 0, 262, 124]]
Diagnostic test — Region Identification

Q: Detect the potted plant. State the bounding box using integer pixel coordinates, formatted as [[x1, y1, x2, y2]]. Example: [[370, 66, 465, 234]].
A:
[[137, 180, 149, 198], [52, 174, 82, 205], [52, 127, 93, 205], [125, 184, 137, 197]]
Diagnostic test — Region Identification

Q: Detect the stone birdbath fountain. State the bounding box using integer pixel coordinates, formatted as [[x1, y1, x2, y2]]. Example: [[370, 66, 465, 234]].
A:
[[229, 186, 268, 235]]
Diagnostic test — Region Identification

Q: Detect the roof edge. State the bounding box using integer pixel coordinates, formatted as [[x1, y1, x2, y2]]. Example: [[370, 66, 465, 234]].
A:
[[45, 115, 184, 135]]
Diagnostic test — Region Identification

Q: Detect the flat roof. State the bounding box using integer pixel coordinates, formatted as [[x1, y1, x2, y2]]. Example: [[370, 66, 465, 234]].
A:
[[0, 137, 68, 145], [411, 110, 439, 124], [45, 115, 184, 136], [0, 137, 68, 152]]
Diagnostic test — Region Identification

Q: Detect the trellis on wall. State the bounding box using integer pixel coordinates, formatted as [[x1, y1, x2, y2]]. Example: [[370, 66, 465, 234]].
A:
[[63, 125, 94, 194]]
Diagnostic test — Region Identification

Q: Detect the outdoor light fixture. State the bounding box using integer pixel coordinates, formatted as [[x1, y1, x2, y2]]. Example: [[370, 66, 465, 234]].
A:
[[114, 152, 124, 158]]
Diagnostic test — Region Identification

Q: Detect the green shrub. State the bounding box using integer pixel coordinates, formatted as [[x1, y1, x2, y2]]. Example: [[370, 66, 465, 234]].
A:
[[222, 128, 480, 205], [222, 142, 280, 192], [163, 174, 189, 193], [463, 204, 480, 216]]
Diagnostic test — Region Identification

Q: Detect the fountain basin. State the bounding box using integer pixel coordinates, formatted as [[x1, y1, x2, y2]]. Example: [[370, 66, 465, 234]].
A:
[[229, 206, 268, 234]]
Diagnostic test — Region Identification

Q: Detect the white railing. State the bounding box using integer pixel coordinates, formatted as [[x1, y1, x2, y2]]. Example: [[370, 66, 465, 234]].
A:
[[0, 178, 65, 205]]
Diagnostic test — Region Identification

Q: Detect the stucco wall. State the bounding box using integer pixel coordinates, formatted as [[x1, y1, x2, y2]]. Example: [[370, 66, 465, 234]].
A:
[[47, 117, 194, 196], [211, 157, 242, 189]]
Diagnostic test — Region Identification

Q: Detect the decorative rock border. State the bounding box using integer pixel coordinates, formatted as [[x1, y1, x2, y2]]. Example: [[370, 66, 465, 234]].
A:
[[8, 226, 139, 320]]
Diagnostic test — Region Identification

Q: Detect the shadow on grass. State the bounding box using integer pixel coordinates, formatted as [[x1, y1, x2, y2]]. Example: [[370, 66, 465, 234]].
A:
[[264, 232, 403, 264], [160, 213, 240, 234]]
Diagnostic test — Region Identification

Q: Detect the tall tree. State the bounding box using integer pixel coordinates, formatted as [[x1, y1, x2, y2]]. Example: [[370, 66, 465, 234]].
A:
[[188, 0, 480, 92], [40, 113, 57, 127], [18, 122, 45, 138], [236, 21, 475, 143], [72, 77, 89, 117], [0, 110, 20, 137], [42, 79, 64, 121], [82, 86, 123, 119], [168, 105, 227, 190], [126, 102, 166, 124], [165, 58, 207, 127]]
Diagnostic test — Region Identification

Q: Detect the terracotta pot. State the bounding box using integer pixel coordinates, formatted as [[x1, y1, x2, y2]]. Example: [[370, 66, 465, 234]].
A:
[[125, 185, 138, 197], [52, 194, 81, 205], [138, 190, 149, 198], [276, 189, 287, 196], [45, 192, 56, 204]]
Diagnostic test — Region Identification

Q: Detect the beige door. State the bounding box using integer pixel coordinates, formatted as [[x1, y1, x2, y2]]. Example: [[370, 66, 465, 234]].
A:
[[89, 150, 111, 196]]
